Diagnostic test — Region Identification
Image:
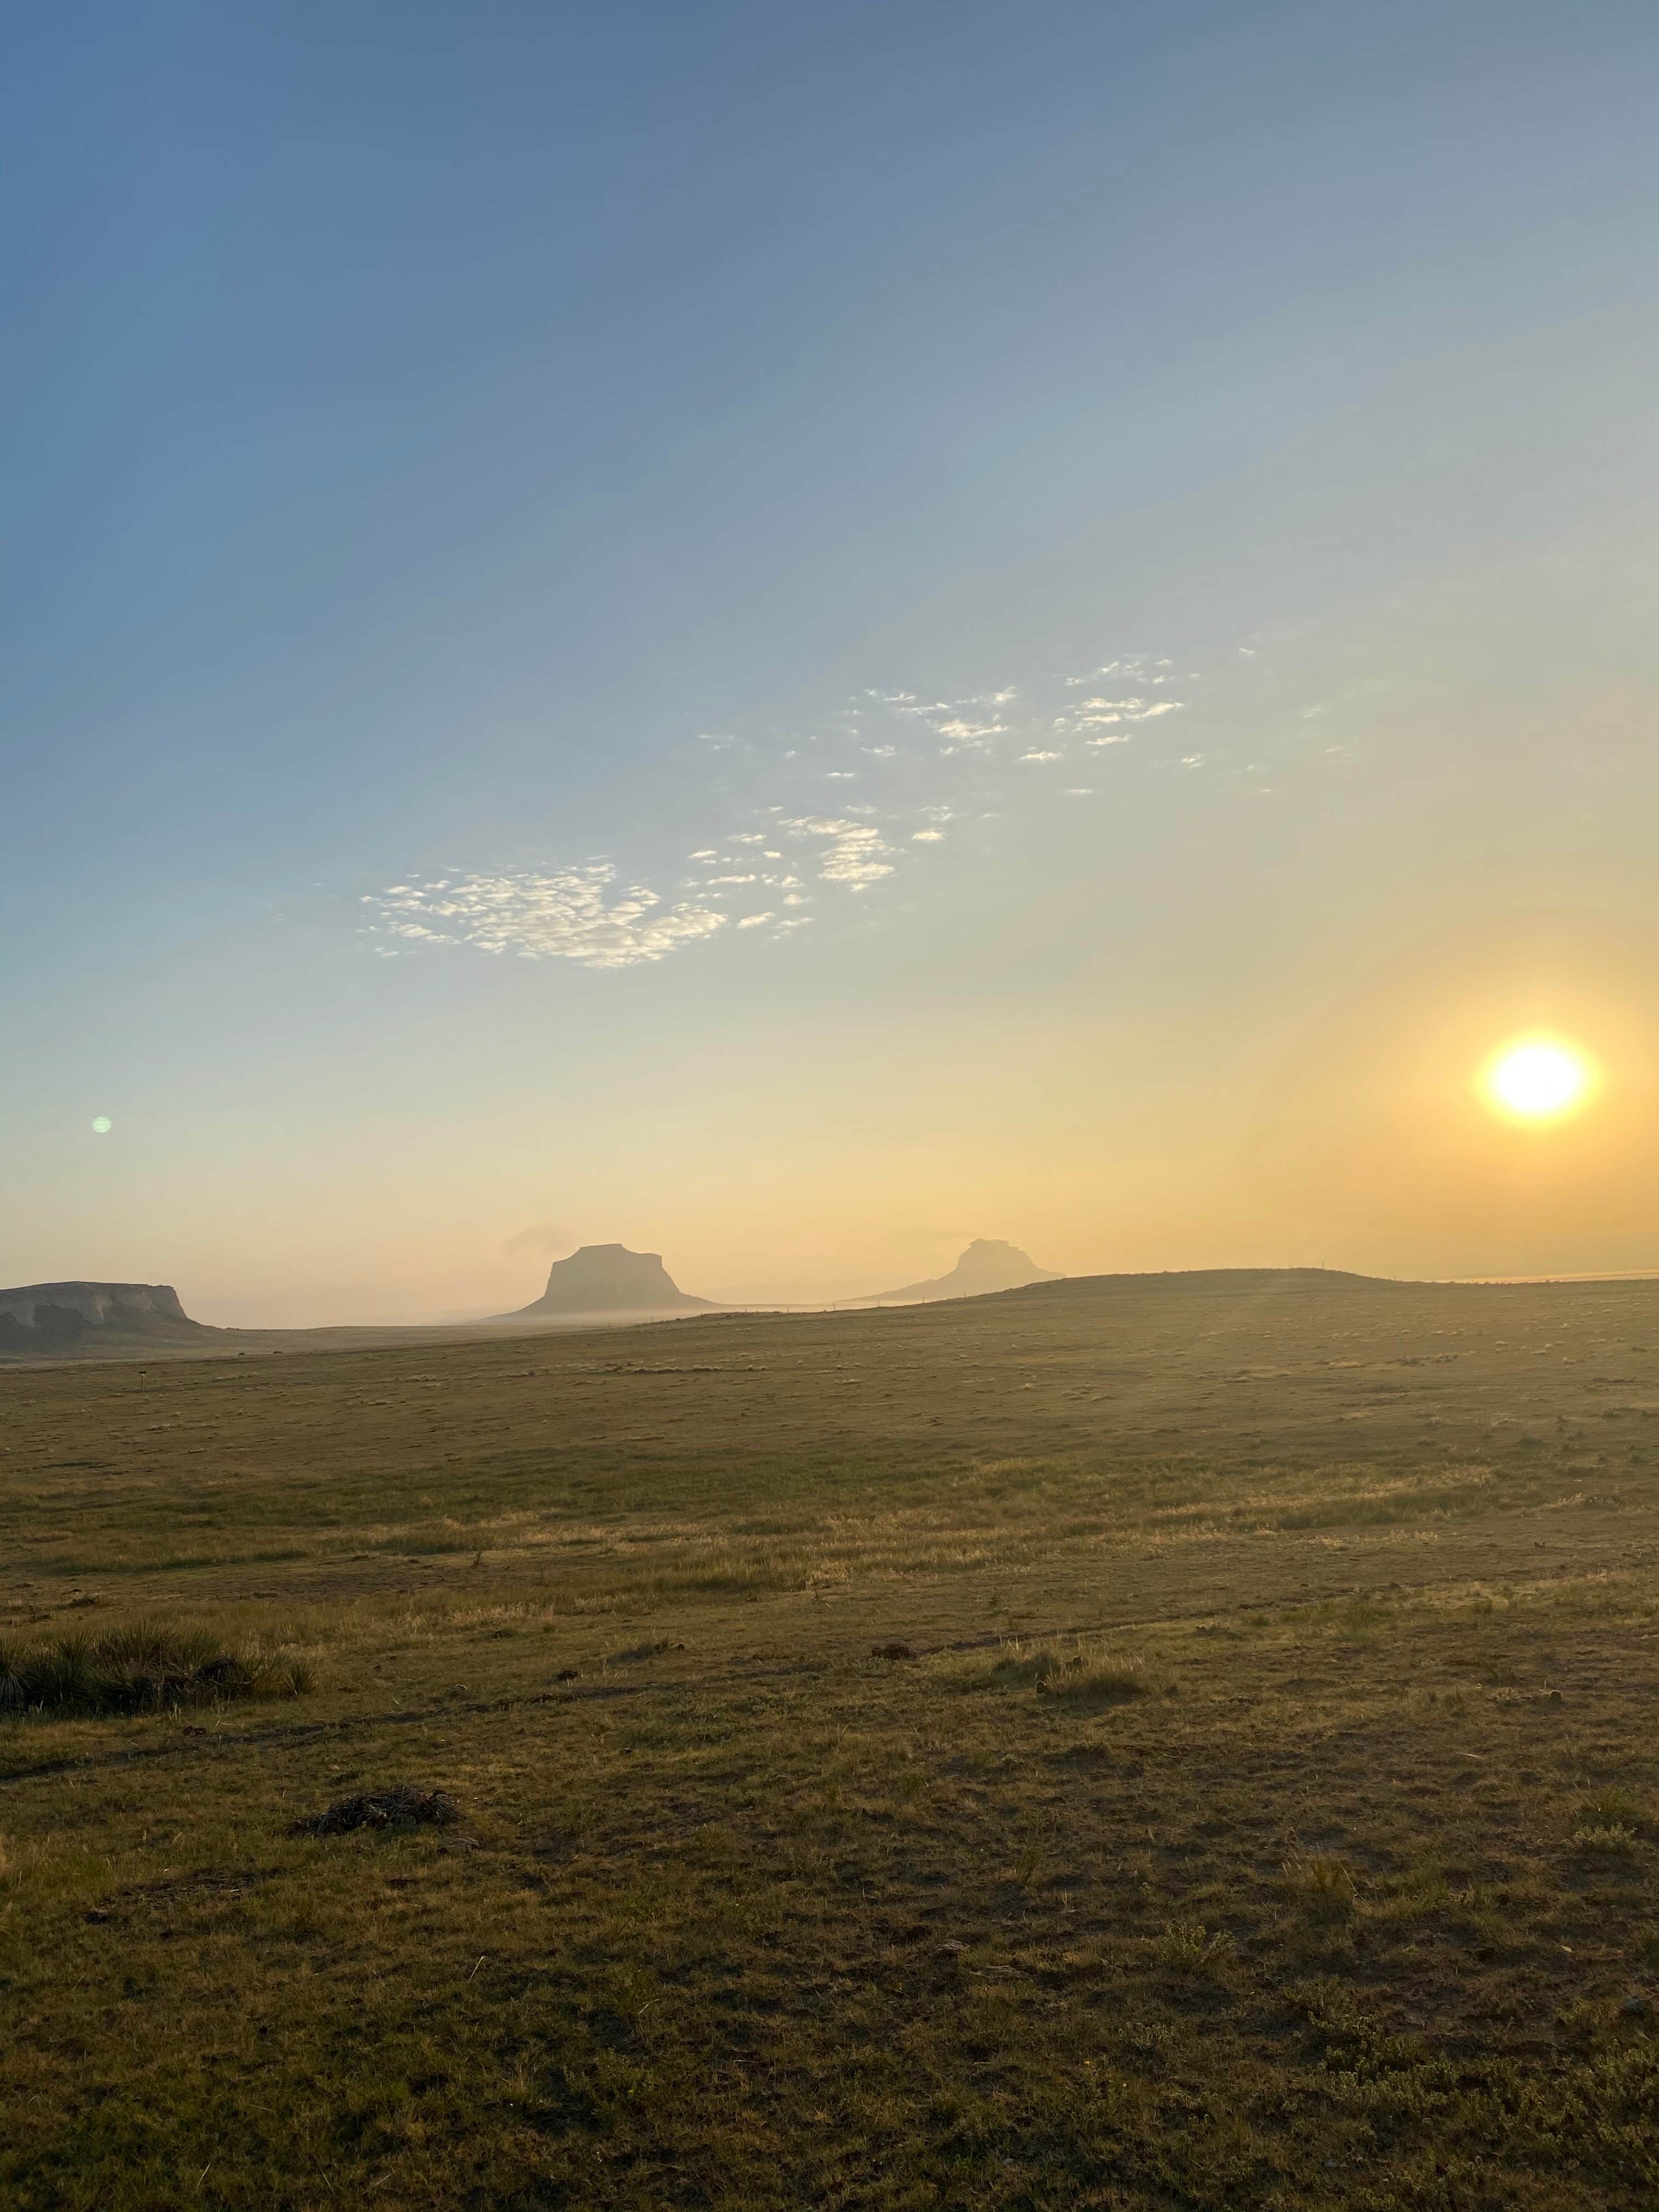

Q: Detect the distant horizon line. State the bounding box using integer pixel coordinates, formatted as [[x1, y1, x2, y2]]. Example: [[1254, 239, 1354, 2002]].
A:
[[10, 1257, 1659, 1343]]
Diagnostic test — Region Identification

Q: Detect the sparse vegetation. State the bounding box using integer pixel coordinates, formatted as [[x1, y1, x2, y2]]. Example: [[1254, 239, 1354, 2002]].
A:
[[3, 1274, 1659, 2207]]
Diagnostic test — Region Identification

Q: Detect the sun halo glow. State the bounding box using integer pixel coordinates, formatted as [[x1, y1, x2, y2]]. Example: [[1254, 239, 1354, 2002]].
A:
[[1482, 1037, 1594, 1122]]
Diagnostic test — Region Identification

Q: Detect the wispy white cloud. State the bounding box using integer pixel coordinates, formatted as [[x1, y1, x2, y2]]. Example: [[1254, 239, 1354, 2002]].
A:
[[1048, 687, 1186, 748], [1064, 657, 1163, 686], [933, 716, 1007, 745]]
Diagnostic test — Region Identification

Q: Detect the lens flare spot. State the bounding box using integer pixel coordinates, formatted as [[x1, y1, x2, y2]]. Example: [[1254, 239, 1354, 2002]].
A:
[[1481, 1039, 1593, 1122], [91, 1116, 112, 1135]]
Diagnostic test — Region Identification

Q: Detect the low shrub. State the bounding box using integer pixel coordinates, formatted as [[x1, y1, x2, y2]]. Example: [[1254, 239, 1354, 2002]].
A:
[[0, 1623, 312, 1718]]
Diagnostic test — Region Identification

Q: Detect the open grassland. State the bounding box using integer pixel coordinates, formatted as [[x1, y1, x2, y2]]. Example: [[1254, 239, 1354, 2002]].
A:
[[3, 1269, 1659, 2210]]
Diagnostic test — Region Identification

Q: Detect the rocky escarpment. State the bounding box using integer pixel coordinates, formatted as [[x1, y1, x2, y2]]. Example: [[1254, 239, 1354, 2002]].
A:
[[864, 1239, 1063, 1306], [0, 1282, 209, 1357], [499, 1244, 715, 1319]]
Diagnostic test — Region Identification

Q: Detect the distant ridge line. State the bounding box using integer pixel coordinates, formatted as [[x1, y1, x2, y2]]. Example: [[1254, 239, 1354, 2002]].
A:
[[935, 1266, 1659, 1304], [927, 1266, 1402, 1301]]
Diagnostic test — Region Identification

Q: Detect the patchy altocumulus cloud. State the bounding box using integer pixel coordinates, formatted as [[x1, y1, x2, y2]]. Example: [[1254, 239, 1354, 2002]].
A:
[[781, 816, 898, 889], [369, 864, 727, 970], [362, 653, 1214, 970]]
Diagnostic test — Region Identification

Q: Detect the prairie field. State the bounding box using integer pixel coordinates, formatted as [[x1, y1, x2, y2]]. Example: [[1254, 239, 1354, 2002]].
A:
[[3, 1268, 1659, 2211]]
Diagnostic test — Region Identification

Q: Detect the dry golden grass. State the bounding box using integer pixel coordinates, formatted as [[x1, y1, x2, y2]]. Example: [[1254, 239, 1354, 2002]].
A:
[[2, 1271, 1658, 2208]]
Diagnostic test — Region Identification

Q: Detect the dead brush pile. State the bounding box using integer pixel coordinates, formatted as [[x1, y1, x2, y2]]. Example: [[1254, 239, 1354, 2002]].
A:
[[0, 1622, 313, 1718], [292, 1784, 461, 1837]]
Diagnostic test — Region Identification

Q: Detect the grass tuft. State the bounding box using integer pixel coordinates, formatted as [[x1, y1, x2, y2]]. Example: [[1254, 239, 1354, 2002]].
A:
[[988, 1643, 1068, 1687], [1574, 1785, 1643, 1830], [1282, 1852, 1358, 1920], [1571, 1821, 1639, 1854], [0, 1621, 312, 1718], [1156, 1917, 1235, 1973], [987, 1641, 1154, 1703], [1038, 1656, 1152, 1706]]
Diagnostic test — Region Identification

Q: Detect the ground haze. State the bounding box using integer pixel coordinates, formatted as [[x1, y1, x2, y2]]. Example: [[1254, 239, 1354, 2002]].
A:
[[3, 1271, 1658, 2209]]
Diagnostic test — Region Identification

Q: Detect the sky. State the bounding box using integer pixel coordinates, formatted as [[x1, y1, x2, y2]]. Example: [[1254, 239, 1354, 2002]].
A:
[[6, 0, 1659, 1325]]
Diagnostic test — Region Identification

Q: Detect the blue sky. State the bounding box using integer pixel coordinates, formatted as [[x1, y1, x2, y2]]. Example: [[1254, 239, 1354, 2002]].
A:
[[7, 1, 1659, 1321]]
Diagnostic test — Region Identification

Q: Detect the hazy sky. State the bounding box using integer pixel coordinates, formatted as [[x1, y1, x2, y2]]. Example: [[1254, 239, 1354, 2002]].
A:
[[7, 1, 1659, 1324]]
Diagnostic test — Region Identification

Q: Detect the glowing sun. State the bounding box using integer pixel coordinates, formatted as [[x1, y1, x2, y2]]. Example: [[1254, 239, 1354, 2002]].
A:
[[1481, 1037, 1595, 1122]]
